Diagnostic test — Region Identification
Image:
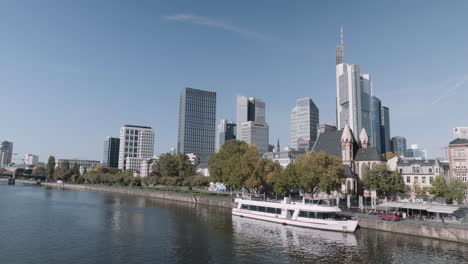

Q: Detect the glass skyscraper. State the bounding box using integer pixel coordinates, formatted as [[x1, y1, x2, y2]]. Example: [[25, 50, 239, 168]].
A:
[[178, 87, 216, 164], [103, 137, 120, 168], [218, 119, 236, 150], [380, 106, 391, 153], [290, 98, 319, 150], [391, 136, 407, 156], [236, 96, 269, 153]]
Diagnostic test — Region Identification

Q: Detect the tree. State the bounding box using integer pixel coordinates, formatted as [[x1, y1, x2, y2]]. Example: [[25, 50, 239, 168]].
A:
[[412, 183, 426, 199], [152, 154, 196, 178], [294, 151, 344, 194], [447, 179, 466, 204], [429, 176, 448, 198], [363, 164, 404, 198], [71, 163, 80, 176], [271, 164, 298, 196], [32, 165, 46, 176], [46, 156, 56, 180], [386, 152, 398, 160]]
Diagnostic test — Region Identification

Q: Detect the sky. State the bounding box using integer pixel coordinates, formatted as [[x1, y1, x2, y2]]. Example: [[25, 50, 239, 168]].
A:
[[1, 0, 468, 162]]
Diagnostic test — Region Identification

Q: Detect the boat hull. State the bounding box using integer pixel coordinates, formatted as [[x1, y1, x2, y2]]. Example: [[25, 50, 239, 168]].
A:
[[232, 208, 358, 233]]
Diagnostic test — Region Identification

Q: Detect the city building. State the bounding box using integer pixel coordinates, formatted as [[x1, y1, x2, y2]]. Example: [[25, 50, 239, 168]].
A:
[[218, 119, 236, 150], [335, 29, 372, 140], [263, 150, 306, 168], [237, 96, 269, 153], [448, 138, 468, 201], [25, 154, 39, 166], [396, 158, 448, 189], [370, 96, 382, 153], [186, 153, 200, 166], [118, 125, 155, 173], [380, 106, 391, 153], [317, 124, 337, 136], [406, 144, 427, 159], [391, 136, 407, 156], [56, 159, 100, 174], [178, 87, 216, 164], [290, 98, 319, 150], [140, 158, 155, 177], [103, 137, 120, 168], [453, 127, 468, 139], [0, 141, 13, 166], [312, 125, 386, 195]]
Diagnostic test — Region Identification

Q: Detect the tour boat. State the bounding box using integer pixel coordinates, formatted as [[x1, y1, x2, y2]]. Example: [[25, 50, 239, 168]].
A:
[[232, 197, 358, 233]]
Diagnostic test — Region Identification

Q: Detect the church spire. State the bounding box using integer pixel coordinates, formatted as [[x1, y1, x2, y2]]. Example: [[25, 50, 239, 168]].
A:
[[276, 139, 280, 152]]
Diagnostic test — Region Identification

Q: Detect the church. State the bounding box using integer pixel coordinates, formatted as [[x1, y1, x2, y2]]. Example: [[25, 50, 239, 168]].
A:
[[312, 124, 386, 195]]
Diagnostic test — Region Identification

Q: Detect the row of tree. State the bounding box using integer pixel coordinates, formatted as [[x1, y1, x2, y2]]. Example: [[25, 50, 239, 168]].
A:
[[208, 140, 345, 195]]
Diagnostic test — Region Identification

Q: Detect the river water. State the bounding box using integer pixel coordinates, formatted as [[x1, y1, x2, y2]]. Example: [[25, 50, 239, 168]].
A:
[[1, 184, 467, 264]]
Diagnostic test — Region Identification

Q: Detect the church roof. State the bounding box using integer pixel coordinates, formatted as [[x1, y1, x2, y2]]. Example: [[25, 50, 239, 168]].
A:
[[359, 128, 369, 144], [355, 148, 386, 161], [449, 138, 468, 146], [341, 124, 353, 143], [312, 129, 359, 159]]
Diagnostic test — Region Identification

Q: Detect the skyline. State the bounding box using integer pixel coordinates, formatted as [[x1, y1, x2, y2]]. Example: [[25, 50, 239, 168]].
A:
[[2, 1, 468, 162]]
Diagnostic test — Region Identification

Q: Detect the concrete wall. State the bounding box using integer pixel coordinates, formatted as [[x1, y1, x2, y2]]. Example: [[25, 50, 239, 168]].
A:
[[359, 217, 468, 244], [42, 183, 235, 209]]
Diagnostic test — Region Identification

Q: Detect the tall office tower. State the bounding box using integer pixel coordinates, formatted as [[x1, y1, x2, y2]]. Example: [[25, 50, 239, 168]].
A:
[[290, 98, 319, 150], [391, 136, 407, 156], [218, 119, 236, 150], [0, 141, 13, 166], [103, 137, 120, 168], [25, 154, 39, 166], [178, 87, 216, 164], [236, 96, 269, 153], [118, 125, 155, 173], [453, 127, 468, 139], [380, 106, 391, 153], [335, 29, 372, 137], [371, 96, 383, 153]]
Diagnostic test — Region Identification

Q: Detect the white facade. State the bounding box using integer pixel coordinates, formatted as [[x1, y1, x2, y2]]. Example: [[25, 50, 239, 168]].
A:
[[125, 157, 146, 176], [25, 154, 39, 166], [186, 153, 199, 165], [453, 127, 468, 139], [397, 159, 447, 189], [290, 98, 319, 150], [118, 125, 155, 173], [140, 158, 155, 177], [236, 96, 269, 153]]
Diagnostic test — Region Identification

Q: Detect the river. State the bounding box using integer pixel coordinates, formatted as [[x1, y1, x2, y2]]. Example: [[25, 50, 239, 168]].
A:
[[1, 183, 467, 264]]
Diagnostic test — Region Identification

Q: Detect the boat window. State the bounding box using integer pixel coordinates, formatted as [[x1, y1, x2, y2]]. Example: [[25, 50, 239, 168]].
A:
[[267, 207, 276, 214], [317, 213, 335, 219], [299, 211, 308, 217], [258, 206, 266, 212], [276, 208, 282, 214], [249, 205, 257, 211], [241, 204, 249, 209]]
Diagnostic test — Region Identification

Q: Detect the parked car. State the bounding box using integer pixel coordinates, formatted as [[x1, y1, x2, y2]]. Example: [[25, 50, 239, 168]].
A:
[[378, 212, 401, 221]]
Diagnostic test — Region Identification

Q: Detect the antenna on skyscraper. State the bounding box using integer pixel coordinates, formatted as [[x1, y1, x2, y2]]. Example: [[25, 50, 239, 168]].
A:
[[340, 25, 344, 60]]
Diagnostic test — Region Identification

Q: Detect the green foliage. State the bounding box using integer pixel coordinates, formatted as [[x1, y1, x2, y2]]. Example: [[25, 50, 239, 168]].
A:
[[271, 164, 299, 195], [447, 179, 466, 204], [429, 176, 448, 198], [294, 151, 344, 194], [208, 140, 282, 190], [363, 164, 405, 198], [152, 154, 196, 177], [31, 165, 46, 176], [46, 156, 56, 180]]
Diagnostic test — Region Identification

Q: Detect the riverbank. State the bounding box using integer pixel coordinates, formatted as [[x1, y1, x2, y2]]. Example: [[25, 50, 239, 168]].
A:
[[42, 183, 235, 209]]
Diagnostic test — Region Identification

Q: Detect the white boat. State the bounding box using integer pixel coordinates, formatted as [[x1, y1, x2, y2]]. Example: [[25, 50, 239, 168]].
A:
[[232, 197, 358, 233]]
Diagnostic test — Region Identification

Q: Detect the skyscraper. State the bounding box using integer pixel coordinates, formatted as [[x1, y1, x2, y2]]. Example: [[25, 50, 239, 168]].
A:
[[0, 141, 13, 166], [25, 154, 39, 166], [178, 87, 216, 164], [371, 96, 382, 153], [218, 119, 236, 150], [380, 106, 391, 153], [335, 29, 372, 137], [290, 98, 319, 150], [237, 96, 269, 153], [118, 125, 155, 173], [103, 137, 120, 168], [391, 136, 407, 156]]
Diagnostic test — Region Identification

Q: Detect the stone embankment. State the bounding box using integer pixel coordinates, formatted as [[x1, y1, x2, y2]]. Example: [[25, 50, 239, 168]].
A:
[[358, 215, 468, 244], [42, 183, 235, 209]]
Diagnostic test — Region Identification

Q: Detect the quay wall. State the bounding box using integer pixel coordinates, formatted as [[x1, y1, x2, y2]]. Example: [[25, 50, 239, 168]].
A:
[[359, 217, 468, 244], [42, 183, 235, 209]]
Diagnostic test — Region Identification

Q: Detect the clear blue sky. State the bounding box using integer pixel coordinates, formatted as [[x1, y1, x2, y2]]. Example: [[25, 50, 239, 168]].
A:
[[2, 0, 468, 162]]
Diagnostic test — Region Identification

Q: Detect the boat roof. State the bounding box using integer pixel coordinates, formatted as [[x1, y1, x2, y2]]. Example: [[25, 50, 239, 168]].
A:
[[234, 198, 342, 213]]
